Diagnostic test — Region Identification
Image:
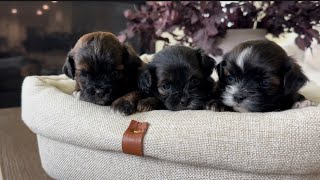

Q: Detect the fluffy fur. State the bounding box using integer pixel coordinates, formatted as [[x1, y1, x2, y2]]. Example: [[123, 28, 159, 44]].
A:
[[138, 45, 217, 111], [62, 32, 144, 108], [213, 40, 310, 112]]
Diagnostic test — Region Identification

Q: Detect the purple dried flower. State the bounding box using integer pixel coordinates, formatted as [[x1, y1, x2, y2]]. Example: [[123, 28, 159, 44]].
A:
[[119, 1, 320, 54]]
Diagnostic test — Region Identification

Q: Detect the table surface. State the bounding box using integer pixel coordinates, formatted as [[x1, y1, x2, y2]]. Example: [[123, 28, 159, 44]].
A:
[[0, 107, 52, 180]]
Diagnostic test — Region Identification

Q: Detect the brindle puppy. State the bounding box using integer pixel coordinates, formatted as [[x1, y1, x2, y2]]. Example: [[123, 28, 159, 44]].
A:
[[62, 31, 145, 115]]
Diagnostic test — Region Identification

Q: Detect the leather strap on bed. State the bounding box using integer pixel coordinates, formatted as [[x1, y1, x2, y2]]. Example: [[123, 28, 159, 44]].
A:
[[122, 120, 149, 156]]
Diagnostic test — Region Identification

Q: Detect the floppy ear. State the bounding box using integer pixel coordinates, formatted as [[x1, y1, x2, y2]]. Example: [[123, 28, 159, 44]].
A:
[[122, 44, 143, 71], [283, 57, 308, 95], [216, 51, 232, 79], [62, 51, 75, 79], [216, 60, 226, 79], [138, 67, 153, 94], [196, 49, 216, 77]]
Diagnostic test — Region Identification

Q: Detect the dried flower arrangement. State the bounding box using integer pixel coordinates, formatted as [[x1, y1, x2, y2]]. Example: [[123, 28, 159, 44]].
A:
[[119, 1, 320, 55]]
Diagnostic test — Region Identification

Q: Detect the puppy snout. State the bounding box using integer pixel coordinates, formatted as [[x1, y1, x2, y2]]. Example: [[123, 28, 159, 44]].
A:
[[180, 97, 189, 106], [95, 87, 112, 97], [95, 89, 104, 97], [234, 94, 246, 103]]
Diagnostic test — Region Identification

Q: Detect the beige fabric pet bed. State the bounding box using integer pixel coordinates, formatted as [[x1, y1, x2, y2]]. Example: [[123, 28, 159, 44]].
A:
[[21, 74, 320, 179]]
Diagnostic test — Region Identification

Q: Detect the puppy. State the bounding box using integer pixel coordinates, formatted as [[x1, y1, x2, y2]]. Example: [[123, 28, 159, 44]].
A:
[[212, 40, 312, 112], [137, 45, 217, 111], [62, 32, 144, 109]]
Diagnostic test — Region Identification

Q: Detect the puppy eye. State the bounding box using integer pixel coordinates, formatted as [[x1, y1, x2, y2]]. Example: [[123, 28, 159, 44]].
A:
[[226, 75, 234, 82], [80, 71, 89, 78], [190, 78, 200, 85], [260, 80, 269, 87], [162, 83, 171, 90]]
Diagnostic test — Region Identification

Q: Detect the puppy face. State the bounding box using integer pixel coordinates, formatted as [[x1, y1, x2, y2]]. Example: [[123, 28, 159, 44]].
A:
[[217, 40, 308, 112], [62, 32, 142, 105], [139, 45, 216, 111]]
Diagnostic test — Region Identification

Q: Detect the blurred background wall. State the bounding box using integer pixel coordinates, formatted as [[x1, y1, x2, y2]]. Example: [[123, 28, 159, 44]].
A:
[[0, 1, 144, 108]]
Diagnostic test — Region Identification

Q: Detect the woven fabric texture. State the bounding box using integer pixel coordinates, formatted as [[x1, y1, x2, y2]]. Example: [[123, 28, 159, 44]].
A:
[[21, 75, 320, 176], [38, 136, 320, 180]]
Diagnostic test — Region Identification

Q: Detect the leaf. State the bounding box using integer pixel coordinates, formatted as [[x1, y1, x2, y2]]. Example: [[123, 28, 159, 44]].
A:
[[304, 34, 313, 48], [200, 1, 208, 11], [307, 29, 320, 43], [206, 21, 218, 36], [146, 1, 156, 6], [295, 36, 306, 50], [279, 1, 295, 10], [192, 29, 205, 43], [170, 10, 181, 24], [181, 1, 190, 6], [296, 1, 315, 10], [191, 13, 198, 24], [140, 6, 147, 13]]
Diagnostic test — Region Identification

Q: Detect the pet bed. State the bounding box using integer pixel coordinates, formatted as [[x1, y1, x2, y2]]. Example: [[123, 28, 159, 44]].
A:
[[21, 74, 320, 179]]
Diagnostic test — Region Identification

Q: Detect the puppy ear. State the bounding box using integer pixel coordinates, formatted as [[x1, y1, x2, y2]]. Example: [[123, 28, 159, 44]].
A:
[[122, 44, 142, 70], [138, 67, 153, 94], [62, 51, 75, 79], [216, 60, 225, 79], [283, 57, 308, 95], [196, 49, 216, 77]]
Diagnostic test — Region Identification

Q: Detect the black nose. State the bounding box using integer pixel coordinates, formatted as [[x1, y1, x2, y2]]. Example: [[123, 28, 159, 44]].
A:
[[180, 98, 189, 106], [234, 94, 246, 103], [95, 87, 111, 97]]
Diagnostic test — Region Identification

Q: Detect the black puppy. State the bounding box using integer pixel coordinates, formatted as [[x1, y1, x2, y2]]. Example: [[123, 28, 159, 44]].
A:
[[62, 32, 144, 108], [137, 45, 217, 111], [211, 40, 312, 112]]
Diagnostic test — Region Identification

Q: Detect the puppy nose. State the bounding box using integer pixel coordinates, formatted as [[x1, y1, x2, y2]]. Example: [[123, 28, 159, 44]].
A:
[[234, 94, 246, 103], [180, 98, 189, 106], [95, 89, 104, 96], [95, 87, 111, 97]]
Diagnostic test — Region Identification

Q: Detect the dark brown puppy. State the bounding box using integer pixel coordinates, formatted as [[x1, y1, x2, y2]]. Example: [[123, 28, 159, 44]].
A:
[[137, 45, 217, 112], [62, 31, 144, 114], [209, 40, 312, 112]]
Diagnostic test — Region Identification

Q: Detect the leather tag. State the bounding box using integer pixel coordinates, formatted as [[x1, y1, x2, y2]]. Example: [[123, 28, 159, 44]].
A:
[[122, 120, 149, 156]]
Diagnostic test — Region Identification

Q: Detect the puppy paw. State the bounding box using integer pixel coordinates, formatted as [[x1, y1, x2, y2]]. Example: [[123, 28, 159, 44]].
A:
[[111, 98, 137, 116], [111, 91, 143, 115], [137, 97, 161, 112], [205, 100, 224, 112], [292, 100, 316, 109], [72, 90, 81, 100]]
